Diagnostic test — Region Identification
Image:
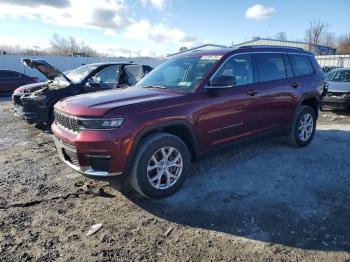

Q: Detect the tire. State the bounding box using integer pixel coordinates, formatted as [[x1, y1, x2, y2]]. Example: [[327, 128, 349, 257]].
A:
[[286, 105, 316, 147], [130, 132, 191, 199]]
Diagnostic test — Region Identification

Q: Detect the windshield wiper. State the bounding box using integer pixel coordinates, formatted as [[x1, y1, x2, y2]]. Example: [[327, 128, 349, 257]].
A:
[[141, 85, 166, 89]]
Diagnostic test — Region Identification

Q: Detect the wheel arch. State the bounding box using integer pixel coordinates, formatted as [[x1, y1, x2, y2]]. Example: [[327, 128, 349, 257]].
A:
[[298, 96, 320, 119], [124, 120, 200, 174]]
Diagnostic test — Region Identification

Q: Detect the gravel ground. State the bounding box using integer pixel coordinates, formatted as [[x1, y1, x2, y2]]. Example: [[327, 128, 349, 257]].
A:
[[0, 97, 350, 261]]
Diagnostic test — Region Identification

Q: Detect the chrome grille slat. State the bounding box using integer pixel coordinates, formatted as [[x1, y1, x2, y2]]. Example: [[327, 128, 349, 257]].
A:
[[54, 110, 79, 133]]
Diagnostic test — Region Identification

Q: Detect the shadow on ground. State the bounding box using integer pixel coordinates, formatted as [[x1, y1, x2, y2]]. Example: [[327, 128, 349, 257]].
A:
[[129, 129, 350, 252]]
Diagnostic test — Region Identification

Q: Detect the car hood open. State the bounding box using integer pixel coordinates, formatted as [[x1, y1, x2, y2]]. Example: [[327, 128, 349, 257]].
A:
[[55, 87, 185, 116], [21, 58, 72, 84]]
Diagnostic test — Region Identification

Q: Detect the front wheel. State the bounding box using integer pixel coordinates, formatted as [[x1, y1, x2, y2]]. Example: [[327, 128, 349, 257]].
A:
[[286, 105, 316, 147], [130, 132, 191, 198]]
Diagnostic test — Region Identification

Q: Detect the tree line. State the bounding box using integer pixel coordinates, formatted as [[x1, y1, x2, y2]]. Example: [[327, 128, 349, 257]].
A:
[[0, 34, 100, 57]]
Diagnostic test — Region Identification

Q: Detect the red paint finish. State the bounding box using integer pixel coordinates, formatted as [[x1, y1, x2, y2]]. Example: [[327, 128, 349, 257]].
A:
[[52, 46, 324, 176]]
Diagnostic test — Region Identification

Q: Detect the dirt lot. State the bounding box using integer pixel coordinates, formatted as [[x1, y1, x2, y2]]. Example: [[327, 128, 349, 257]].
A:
[[0, 97, 350, 262]]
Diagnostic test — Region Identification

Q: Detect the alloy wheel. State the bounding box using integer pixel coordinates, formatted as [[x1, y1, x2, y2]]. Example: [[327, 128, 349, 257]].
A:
[[147, 146, 183, 190], [298, 113, 314, 142]]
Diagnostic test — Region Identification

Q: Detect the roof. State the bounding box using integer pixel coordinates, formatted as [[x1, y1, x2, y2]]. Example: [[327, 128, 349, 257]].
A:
[[170, 45, 313, 59], [234, 37, 335, 50], [167, 43, 227, 57]]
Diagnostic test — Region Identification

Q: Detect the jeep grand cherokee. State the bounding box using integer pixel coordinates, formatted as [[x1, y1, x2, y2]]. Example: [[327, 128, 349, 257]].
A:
[[52, 46, 325, 198]]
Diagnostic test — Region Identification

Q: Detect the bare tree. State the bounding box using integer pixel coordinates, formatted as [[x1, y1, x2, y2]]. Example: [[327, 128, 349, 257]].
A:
[[49, 34, 98, 56], [322, 32, 337, 48], [275, 32, 287, 41], [337, 33, 350, 54], [304, 19, 328, 46]]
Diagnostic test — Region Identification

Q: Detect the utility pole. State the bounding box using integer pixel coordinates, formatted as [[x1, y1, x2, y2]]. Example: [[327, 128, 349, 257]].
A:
[[32, 45, 39, 55]]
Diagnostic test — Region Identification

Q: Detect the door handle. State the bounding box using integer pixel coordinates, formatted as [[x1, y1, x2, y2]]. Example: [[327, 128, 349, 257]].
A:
[[247, 90, 258, 96], [290, 82, 300, 88]]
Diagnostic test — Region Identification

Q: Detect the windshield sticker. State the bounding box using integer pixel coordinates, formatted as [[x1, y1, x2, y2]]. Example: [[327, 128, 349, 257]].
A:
[[178, 81, 192, 87], [200, 55, 222, 61]]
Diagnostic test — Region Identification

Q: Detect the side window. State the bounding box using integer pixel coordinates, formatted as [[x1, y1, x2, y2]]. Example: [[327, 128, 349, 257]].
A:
[[94, 66, 119, 88], [214, 54, 254, 86], [289, 54, 314, 76], [255, 53, 286, 82], [125, 65, 143, 84]]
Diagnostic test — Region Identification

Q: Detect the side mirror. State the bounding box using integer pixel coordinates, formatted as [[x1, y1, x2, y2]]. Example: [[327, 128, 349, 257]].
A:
[[85, 77, 100, 91], [207, 75, 236, 89]]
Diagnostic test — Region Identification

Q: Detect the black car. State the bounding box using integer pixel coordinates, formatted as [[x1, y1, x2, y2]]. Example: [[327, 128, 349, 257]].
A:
[[13, 59, 153, 124], [0, 70, 38, 94]]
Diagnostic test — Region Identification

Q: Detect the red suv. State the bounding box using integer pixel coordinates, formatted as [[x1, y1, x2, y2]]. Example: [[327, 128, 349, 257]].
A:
[[52, 46, 325, 198]]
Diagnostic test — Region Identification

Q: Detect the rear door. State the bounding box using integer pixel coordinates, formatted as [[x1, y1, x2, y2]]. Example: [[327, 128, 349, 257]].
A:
[[288, 53, 319, 96], [251, 53, 297, 130], [124, 65, 144, 85]]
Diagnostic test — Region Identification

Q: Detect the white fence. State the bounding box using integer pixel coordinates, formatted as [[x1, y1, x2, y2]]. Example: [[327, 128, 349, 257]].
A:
[[1, 54, 349, 80], [316, 55, 350, 68], [0, 55, 165, 80]]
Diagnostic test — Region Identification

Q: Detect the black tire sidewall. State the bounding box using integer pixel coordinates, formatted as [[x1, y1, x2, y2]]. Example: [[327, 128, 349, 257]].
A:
[[134, 134, 191, 198], [293, 106, 316, 147]]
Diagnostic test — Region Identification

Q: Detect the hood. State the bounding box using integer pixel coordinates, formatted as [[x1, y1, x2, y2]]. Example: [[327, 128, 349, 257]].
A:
[[326, 81, 350, 93], [13, 81, 47, 95], [21, 58, 72, 83], [56, 87, 184, 117]]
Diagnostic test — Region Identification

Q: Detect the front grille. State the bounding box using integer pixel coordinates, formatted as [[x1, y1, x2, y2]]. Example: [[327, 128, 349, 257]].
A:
[[54, 110, 79, 133]]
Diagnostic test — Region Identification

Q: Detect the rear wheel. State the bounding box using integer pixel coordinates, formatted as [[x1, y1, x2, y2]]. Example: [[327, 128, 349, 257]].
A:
[[286, 105, 316, 147], [130, 132, 191, 198]]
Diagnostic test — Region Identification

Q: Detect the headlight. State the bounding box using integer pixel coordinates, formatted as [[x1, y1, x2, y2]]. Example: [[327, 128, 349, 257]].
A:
[[32, 95, 47, 101], [78, 118, 125, 130]]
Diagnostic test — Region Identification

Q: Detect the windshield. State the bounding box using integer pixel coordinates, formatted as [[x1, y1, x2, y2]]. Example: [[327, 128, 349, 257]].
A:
[[326, 70, 350, 82], [65, 64, 99, 83], [136, 55, 222, 91]]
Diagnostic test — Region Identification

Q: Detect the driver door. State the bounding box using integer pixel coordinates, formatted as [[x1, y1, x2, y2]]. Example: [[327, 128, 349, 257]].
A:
[[89, 65, 120, 90], [202, 54, 260, 148]]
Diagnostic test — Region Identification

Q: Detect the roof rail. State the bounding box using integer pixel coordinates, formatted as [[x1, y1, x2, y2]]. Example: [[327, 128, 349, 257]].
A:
[[238, 45, 304, 50]]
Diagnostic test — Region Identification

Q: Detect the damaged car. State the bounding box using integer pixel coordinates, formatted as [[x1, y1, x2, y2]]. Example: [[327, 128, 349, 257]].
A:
[[13, 59, 153, 125], [322, 68, 350, 110]]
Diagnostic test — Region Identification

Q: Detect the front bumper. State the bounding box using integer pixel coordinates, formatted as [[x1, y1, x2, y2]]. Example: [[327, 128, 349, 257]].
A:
[[53, 135, 122, 177], [12, 94, 24, 118], [20, 96, 49, 124], [52, 123, 130, 179], [322, 94, 350, 110]]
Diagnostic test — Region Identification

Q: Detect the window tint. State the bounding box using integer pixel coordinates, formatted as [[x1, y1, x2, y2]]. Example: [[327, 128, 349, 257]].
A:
[[136, 56, 220, 91], [289, 54, 314, 76], [125, 65, 143, 85], [93, 65, 120, 88], [255, 53, 286, 82], [214, 54, 254, 86]]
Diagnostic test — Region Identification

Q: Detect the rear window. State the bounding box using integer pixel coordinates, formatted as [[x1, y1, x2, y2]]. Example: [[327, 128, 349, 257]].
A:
[[255, 53, 287, 82], [289, 54, 314, 76]]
